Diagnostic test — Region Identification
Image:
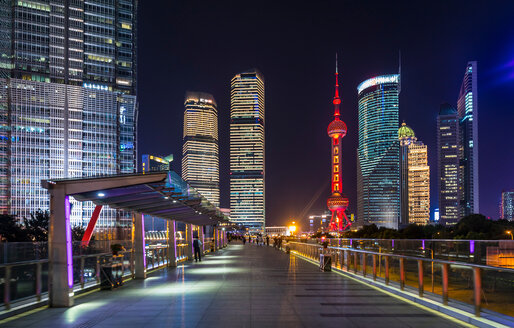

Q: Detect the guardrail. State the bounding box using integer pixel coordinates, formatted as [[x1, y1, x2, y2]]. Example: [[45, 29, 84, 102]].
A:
[[288, 241, 514, 319]]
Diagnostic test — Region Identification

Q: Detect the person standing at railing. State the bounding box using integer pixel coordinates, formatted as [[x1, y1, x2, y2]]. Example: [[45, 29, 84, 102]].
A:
[[193, 236, 202, 262]]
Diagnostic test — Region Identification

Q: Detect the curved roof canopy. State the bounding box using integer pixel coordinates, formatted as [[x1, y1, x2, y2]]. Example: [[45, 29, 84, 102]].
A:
[[42, 171, 228, 226]]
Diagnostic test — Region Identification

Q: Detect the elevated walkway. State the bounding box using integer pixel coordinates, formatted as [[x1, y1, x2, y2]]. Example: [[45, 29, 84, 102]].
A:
[[1, 242, 467, 328]]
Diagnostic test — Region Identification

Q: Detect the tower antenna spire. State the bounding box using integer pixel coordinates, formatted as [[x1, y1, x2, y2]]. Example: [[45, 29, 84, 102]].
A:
[[333, 53, 341, 117]]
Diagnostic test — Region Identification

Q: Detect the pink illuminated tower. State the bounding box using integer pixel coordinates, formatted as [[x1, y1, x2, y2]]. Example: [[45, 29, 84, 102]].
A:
[[327, 56, 351, 231]]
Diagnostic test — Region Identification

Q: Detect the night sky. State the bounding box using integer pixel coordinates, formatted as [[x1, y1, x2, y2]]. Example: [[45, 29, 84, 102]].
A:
[[138, 0, 514, 226]]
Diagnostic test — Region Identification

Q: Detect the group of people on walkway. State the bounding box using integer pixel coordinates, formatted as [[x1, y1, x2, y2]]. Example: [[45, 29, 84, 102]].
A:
[[227, 233, 285, 250]]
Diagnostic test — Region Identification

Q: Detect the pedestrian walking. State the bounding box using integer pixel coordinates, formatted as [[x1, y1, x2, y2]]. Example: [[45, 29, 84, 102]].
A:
[[193, 236, 202, 262], [266, 235, 270, 246]]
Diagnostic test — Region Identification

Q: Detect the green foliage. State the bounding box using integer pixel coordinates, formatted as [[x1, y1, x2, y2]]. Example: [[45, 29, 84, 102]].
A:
[[343, 214, 514, 240], [23, 210, 49, 241], [0, 214, 29, 242]]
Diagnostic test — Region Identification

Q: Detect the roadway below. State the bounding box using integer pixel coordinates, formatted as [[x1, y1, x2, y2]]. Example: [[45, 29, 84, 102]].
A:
[[1, 241, 467, 327]]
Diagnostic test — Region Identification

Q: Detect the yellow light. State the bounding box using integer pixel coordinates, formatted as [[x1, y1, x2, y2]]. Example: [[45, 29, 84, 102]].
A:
[[289, 225, 296, 233]]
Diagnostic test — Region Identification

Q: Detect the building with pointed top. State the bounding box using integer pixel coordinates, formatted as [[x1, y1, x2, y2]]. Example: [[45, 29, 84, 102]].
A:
[[398, 123, 430, 226], [326, 57, 351, 231]]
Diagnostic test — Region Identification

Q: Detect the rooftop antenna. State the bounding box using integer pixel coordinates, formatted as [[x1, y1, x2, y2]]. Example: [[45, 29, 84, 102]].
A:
[[398, 49, 402, 94]]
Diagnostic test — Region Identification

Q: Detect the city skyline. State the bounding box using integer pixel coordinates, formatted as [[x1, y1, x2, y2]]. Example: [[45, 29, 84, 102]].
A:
[[137, 0, 514, 226]]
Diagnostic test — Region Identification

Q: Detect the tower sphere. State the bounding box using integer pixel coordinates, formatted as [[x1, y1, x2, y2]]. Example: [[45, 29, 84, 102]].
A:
[[327, 193, 349, 211], [328, 119, 347, 138]]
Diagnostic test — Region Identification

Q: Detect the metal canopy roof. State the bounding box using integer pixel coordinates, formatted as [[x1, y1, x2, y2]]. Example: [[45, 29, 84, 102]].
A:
[[42, 171, 229, 226]]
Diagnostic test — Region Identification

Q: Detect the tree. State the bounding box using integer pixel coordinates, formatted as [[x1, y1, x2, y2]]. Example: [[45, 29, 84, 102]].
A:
[[0, 214, 29, 242], [23, 210, 49, 241]]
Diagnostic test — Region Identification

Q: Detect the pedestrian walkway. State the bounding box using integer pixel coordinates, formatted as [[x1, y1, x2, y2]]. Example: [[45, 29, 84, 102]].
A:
[[1, 242, 466, 328]]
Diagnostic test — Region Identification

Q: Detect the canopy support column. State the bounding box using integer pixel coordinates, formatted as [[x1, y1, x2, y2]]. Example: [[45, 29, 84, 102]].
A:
[[134, 212, 146, 279], [48, 186, 74, 307], [185, 224, 193, 260], [199, 226, 205, 254], [167, 220, 177, 267]]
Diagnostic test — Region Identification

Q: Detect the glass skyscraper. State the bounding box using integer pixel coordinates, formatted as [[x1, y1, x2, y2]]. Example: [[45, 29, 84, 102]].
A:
[[357, 75, 400, 229], [437, 103, 460, 225], [181, 91, 219, 207], [501, 190, 514, 221], [230, 69, 265, 230], [0, 0, 137, 236], [457, 61, 479, 217]]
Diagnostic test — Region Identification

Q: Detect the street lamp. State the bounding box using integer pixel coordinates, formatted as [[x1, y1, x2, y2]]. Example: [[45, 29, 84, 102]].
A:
[[506, 230, 513, 240]]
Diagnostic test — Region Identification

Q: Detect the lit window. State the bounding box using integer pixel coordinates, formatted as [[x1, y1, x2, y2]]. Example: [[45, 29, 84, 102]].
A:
[[334, 156, 339, 164]]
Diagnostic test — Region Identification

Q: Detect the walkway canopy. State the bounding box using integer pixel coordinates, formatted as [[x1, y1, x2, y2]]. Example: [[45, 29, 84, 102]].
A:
[[42, 170, 229, 225], [41, 170, 229, 307]]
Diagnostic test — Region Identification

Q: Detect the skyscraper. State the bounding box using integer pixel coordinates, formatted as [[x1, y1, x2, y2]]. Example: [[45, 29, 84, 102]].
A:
[[0, 0, 137, 235], [142, 154, 173, 173], [398, 123, 430, 225], [437, 103, 460, 225], [230, 69, 265, 230], [501, 190, 514, 221], [182, 92, 219, 207], [357, 75, 400, 229], [457, 61, 479, 217]]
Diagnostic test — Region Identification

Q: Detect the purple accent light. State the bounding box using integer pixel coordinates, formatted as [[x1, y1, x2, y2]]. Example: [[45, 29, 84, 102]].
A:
[[422, 240, 425, 250], [392, 239, 394, 248], [65, 196, 73, 289], [470, 240, 475, 254], [173, 221, 177, 260], [142, 215, 146, 268]]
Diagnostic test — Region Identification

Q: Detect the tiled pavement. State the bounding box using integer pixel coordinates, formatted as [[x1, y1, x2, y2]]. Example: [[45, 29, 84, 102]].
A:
[[2, 242, 466, 327]]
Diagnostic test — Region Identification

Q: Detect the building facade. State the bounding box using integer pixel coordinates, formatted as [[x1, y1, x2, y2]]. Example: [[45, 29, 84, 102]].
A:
[[457, 61, 479, 217], [0, 0, 138, 235], [357, 75, 400, 229], [230, 70, 265, 230], [501, 191, 514, 221], [182, 92, 219, 207], [142, 154, 173, 173], [437, 103, 460, 225], [398, 123, 430, 225]]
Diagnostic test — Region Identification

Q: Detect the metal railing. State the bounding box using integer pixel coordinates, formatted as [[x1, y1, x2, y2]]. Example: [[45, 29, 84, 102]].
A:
[[288, 241, 514, 319]]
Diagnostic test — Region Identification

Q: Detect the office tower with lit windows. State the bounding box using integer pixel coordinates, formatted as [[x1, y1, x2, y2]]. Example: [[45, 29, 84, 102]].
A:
[[437, 103, 460, 225], [230, 70, 265, 230], [501, 190, 514, 221], [142, 154, 173, 173], [357, 75, 400, 229], [0, 0, 137, 236], [182, 92, 219, 207], [398, 123, 430, 225], [457, 61, 479, 217]]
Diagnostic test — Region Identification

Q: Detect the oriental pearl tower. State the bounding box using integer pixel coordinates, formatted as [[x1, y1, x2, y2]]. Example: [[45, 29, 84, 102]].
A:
[[327, 55, 351, 231]]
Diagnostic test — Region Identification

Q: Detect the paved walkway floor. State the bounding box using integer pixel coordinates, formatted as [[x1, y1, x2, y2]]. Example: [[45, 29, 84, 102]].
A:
[[2, 242, 465, 328]]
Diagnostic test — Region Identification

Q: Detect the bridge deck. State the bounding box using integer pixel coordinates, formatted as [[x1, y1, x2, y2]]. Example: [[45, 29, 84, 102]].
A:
[[3, 242, 465, 328]]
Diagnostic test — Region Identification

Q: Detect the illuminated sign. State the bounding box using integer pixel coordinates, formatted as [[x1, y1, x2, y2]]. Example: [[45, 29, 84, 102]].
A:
[[357, 74, 399, 94], [83, 83, 109, 91]]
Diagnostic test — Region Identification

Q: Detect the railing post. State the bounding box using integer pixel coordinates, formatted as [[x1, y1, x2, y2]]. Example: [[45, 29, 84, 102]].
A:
[[36, 262, 42, 301], [385, 256, 390, 285], [96, 256, 101, 283], [362, 253, 366, 276], [340, 250, 344, 269], [473, 267, 481, 316], [4, 265, 11, 310], [345, 250, 350, 271], [80, 257, 85, 289], [417, 260, 424, 297], [442, 263, 449, 305], [399, 258, 405, 290], [353, 251, 358, 274], [372, 254, 377, 280]]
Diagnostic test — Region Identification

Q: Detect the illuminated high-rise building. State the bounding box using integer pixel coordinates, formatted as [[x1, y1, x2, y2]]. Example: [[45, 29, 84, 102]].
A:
[[230, 69, 265, 230], [457, 61, 479, 217], [182, 92, 219, 207], [398, 123, 430, 225], [357, 75, 400, 229], [437, 103, 460, 225], [501, 191, 514, 221], [0, 0, 137, 236], [142, 154, 173, 173]]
